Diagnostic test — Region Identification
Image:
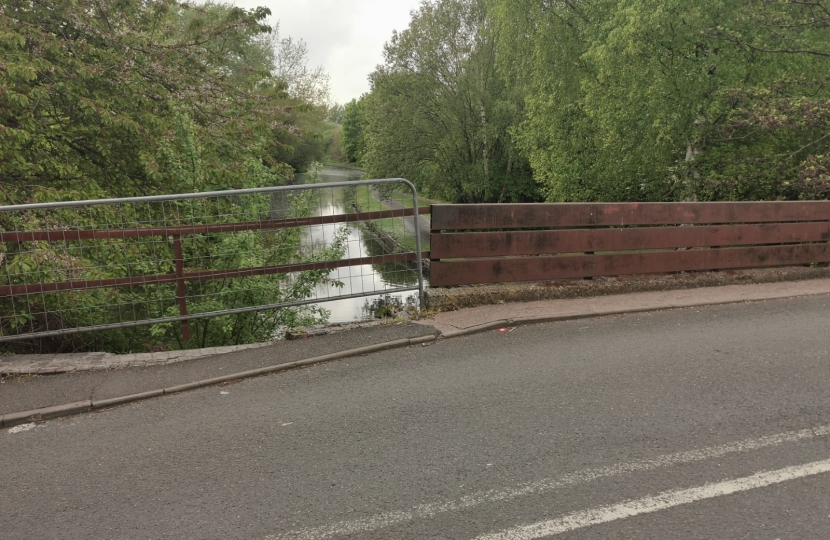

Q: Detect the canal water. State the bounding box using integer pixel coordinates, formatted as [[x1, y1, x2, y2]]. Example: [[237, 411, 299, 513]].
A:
[[295, 167, 425, 323]]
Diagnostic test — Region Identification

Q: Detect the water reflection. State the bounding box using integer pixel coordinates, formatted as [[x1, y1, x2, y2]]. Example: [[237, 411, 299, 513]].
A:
[[296, 168, 425, 323]]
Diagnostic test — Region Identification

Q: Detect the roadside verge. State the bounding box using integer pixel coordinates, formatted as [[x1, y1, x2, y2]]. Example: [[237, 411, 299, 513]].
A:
[[4, 277, 830, 429]]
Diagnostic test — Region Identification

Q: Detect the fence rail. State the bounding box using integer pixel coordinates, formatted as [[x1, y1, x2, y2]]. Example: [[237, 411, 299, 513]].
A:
[[429, 202, 830, 286], [8, 194, 828, 343], [0, 179, 426, 344]]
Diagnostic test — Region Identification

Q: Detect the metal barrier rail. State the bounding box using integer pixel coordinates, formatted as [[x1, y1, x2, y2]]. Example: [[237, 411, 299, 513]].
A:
[[0, 179, 427, 343]]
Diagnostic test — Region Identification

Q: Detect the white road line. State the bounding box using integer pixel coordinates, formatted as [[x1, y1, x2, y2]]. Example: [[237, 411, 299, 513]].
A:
[[6, 423, 40, 434], [269, 425, 830, 540], [473, 458, 830, 540]]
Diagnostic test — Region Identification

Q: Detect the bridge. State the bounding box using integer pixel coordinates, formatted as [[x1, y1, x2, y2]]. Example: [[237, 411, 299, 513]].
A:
[[2, 179, 829, 344], [4, 183, 830, 539]]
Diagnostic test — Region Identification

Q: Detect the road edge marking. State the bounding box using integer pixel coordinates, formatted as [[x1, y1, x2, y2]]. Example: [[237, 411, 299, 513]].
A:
[[270, 425, 830, 540], [474, 458, 830, 540]]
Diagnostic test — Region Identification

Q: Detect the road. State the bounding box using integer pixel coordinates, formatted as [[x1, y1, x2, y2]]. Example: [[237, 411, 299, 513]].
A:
[[3, 295, 830, 539]]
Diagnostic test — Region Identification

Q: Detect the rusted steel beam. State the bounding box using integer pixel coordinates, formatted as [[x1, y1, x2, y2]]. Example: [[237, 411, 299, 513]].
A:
[[430, 222, 830, 259], [0, 207, 423, 243], [429, 244, 830, 286], [182, 252, 427, 282], [0, 252, 429, 297], [172, 236, 190, 342], [431, 202, 830, 231]]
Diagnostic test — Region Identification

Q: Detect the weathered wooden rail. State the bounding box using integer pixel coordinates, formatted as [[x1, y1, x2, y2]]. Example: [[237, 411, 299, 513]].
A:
[[429, 202, 830, 286]]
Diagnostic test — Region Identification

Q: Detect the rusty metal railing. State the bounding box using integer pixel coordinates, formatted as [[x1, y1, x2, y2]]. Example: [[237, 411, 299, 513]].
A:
[[0, 179, 428, 343]]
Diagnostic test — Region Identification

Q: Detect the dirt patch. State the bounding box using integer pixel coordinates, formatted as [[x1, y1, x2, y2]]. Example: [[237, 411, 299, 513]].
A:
[[425, 265, 830, 311]]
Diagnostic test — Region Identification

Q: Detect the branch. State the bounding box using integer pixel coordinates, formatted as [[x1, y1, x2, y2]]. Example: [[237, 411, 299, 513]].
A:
[[788, 131, 830, 160], [0, 183, 18, 205], [790, 1, 830, 19], [714, 30, 830, 57]]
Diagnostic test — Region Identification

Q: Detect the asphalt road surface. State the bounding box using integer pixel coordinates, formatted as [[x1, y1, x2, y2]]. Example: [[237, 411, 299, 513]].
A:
[[3, 296, 830, 539]]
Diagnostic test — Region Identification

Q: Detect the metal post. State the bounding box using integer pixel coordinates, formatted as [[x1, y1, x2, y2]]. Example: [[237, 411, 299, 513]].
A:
[[404, 180, 426, 311]]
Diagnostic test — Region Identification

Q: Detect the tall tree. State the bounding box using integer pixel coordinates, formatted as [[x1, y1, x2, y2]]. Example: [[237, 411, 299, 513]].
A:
[[268, 29, 331, 108], [342, 97, 367, 163], [492, 0, 830, 201], [361, 0, 538, 203], [326, 103, 346, 124], [257, 23, 335, 172], [0, 0, 294, 202]]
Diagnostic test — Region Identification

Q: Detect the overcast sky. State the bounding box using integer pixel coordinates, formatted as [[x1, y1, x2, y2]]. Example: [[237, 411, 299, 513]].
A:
[[232, 0, 422, 105]]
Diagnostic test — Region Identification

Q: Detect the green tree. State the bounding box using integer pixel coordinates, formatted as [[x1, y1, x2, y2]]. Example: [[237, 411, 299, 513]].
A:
[[0, 0, 346, 352], [0, 0, 293, 201], [326, 103, 346, 124], [360, 0, 539, 203], [342, 97, 367, 163], [492, 0, 830, 201], [692, 1, 830, 200], [258, 22, 336, 172], [267, 25, 331, 108]]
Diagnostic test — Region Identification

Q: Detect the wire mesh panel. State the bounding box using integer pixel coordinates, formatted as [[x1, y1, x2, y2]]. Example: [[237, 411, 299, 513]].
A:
[[0, 179, 425, 346]]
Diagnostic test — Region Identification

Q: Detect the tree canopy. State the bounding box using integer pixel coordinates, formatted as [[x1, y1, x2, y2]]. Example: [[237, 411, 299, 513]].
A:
[[0, 0, 342, 203], [359, 0, 539, 203], [357, 0, 830, 202], [491, 0, 830, 201], [341, 97, 367, 164], [0, 0, 346, 352]]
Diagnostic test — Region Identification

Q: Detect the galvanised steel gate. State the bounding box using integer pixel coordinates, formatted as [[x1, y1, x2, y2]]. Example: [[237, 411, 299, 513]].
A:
[[0, 179, 427, 343]]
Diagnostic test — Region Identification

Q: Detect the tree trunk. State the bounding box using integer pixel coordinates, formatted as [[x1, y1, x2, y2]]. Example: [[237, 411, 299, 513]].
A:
[[480, 98, 490, 185], [685, 142, 701, 202]]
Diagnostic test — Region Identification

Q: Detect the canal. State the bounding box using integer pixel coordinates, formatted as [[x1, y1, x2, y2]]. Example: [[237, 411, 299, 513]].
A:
[[295, 167, 427, 323]]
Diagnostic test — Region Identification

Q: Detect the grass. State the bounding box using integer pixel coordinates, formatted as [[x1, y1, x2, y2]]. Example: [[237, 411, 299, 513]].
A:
[[392, 227, 420, 252], [353, 183, 442, 209], [353, 184, 385, 212], [386, 189, 442, 209], [391, 191, 442, 209], [351, 185, 428, 252], [322, 160, 364, 171]]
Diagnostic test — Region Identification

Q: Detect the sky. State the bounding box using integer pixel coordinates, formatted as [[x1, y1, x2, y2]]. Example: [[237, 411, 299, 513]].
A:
[[233, 0, 423, 105]]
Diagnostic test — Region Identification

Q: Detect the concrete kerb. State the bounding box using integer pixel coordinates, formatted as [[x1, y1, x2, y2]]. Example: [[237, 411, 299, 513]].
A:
[[0, 400, 92, 429], [2, 289, 825, 430], [92, 390, 164, 410], [0, 335, 437, 430], [434, 293, 828, 340]]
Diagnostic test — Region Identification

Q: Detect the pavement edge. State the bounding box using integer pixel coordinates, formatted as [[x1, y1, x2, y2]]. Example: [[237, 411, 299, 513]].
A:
[[436, 293, 827, 339], [0, 336, 437, 430], [4, 288, 828, 430]]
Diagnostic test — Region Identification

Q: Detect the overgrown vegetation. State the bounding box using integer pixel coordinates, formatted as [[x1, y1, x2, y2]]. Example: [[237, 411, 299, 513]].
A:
[[345, 0, 830, 203], [0, 0, 348, 352], [351, 0, 539, 203], [6, 0, 830, 349]]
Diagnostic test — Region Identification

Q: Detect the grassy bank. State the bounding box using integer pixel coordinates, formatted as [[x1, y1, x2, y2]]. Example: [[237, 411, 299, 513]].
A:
[[322, 160, 364, 171], [370, 186, 442, 209], [351, 185, 427, 252]]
